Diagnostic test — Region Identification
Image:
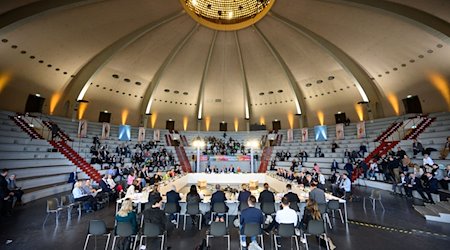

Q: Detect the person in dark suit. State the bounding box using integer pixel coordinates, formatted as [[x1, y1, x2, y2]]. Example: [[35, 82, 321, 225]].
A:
[[331, 159, 339, 172], [237, 184, 251, 210], [165, 185, 181, 223], [210, 184, 227, 222], [405, 173, 429, 202], [143, 196, 166, 233], [308, 182, 326, 204], [424, 172, 439, 203], [258, 183, 275, 213], [284, 184, 300, 211], [0, 169, 14, 216]]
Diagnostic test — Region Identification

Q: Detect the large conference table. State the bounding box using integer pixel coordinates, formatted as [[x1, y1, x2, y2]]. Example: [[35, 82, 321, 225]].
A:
[[117, 173, 348, 224]]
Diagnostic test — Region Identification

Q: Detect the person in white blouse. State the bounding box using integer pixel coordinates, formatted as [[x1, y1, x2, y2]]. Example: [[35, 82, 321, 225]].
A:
[[423, 154, 434, 166]]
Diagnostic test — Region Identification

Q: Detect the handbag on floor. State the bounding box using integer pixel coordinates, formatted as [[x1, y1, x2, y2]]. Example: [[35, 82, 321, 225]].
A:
[[319, 235, 336, 250]]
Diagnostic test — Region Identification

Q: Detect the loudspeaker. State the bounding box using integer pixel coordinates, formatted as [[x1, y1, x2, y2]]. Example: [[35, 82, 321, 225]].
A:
[[98, 112, 111, 123], [25, 94, 45, 113], [166, 120, 175, 131], [335, 113, 347, 124], [402, 96, 422, 114], [272, 120, 281, 131], [219, 122, 227, 131]]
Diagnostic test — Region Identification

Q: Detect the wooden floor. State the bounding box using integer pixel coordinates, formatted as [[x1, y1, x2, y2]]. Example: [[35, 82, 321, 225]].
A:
[[1, 185, 449, 250]]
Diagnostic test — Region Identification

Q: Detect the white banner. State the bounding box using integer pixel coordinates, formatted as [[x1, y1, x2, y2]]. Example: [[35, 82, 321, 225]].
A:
[[287, 129, 293, 143], [336, 123, 344, 140], [301, 128, 308, 142], [138, 127, 146, 142], [357, 121, 366, 139], [101, 122, 110, 139], [153, 129, 160, 141], [77, 120, 87, 138]]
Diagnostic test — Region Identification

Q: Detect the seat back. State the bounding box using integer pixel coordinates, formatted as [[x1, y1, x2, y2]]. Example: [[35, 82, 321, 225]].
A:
[[327, 200, 339, 210], [68, 194, 76, 203], [278, 223, 295, 238], [210, 222, 227, 237], [115, 222, 134, 237], [371, 190, 381, 200], [243, 223, 261, 237], [318, 203, 328, 214], [261, 202, 276, 214], [289, 202, 300, 212], [307, 220, 325, 235], [239, 202, 249, 211], [212, 203, 227, 213], [164, 202, 179, 214], [143, 222, 161, 237], [47, 198, 59, 212], [186, 203, 200, 215], [89, 220, 107, 235], [60, 195, 69, 206]]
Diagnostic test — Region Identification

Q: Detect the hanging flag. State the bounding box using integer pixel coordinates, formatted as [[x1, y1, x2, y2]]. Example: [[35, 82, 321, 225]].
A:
[[287, 129, 293, 143], [78, 120, 87, 138], [301, 128, 308, 142], [101, 122, 110, 139], [153, 129, 160, 141], [138, 127, 146, 142], [357, 121, 366, 139], [336, 123, 344, 140]]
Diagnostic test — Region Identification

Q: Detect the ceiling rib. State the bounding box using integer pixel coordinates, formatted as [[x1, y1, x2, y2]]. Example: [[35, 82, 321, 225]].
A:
[[196, 30, 218, 125], [253, 24, 308, 126], [57, 11, 184, 115], [142, 23, 200, 115], [234, 31, 251, 121], [0, 0, 106, 33], [270, 11, 385, 119], [321, 0, 450, 42]]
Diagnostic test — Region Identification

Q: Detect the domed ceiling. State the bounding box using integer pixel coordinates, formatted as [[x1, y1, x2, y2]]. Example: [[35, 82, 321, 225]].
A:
[[0, 0, 449, 131]]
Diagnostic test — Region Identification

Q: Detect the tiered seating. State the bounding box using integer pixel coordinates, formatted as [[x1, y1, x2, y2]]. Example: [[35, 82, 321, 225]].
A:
[[42, 120, 73, 141], [403, 116, 436, 140], [49, 140, 101, 182], [9, 115, 44, 139], [364, 141, 400, 163], [374, 122, 401, 142]]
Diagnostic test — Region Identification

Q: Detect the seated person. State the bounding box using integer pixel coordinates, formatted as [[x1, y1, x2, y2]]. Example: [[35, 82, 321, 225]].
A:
[[6, 174, 24, 207], [284, 184, 300, 211], [115, 199, 137, 249], [300, 199, 322, 231], [258, 183, 275, 212], [309, 182, 326, 204], [338, 174, 352, 199], [210, 184, 228, 222], [166, 185, 182, 224], [405, 173, 428, 201], [423, 172, 439, 203], [439, 136, 450, 160], [143, 196, 166, 233], [125, 179, 141, 198], [72, 181, 97, 211], [264, 196, 298, 233], [239, 195, 264, 249], [148, 184, 162, 205], [237, 184, 251, 210]]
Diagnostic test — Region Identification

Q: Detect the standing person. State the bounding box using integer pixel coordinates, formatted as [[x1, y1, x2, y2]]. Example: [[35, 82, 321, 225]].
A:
[[0, 169, 14, 216], [239, 195, 264, 249]]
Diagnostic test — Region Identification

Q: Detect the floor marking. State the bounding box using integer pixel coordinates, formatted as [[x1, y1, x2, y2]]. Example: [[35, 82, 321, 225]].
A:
[[348, 220, 448, 238]]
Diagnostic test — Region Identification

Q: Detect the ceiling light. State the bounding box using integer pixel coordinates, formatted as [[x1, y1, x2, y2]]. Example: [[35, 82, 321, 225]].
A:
[[337, 111, 342, 114], [104, 110, 108, 113], [35, 93, 41, 97], [407, 95, 412, 98]]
